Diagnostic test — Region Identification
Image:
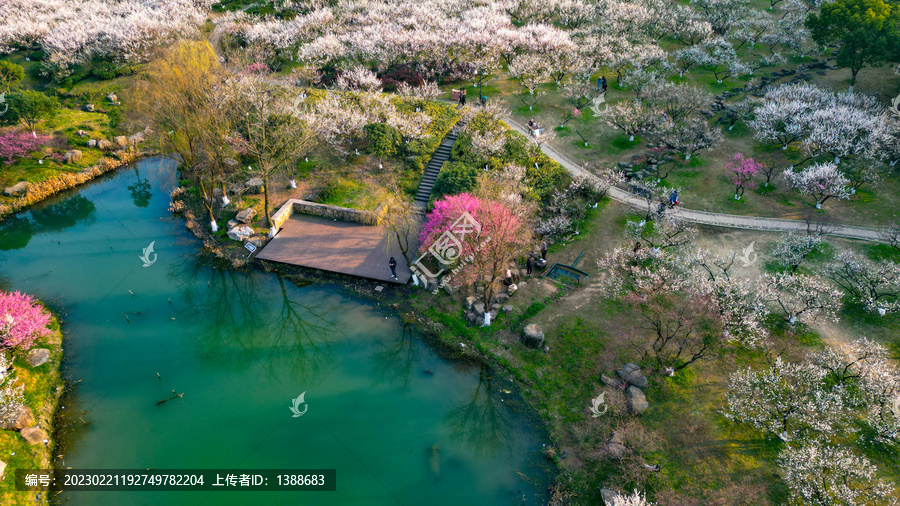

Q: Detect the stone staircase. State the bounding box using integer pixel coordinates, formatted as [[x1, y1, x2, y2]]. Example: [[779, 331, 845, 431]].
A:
[[413, 126, 462, 208]]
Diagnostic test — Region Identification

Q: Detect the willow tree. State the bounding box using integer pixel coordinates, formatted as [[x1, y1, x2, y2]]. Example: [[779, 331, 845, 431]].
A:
[[133, 40, 237, 229]]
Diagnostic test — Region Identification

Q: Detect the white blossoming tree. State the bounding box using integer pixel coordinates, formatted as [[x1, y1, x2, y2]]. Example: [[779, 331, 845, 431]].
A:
[[759, 272, 843, 325], [777, 441, 897, 506], [782, 162, 851, 209], [825, 251, 900, 314], [771, 233, 823, 273], [725, 357, 847, 440]]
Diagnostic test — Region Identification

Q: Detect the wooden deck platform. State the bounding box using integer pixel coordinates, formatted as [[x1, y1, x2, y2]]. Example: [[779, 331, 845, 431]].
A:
[[256, 214, 412, 284]]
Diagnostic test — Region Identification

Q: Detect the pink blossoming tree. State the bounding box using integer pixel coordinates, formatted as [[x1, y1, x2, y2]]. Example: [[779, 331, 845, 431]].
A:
[[726, 153, 761, 200], [0, 291, 51, 350]]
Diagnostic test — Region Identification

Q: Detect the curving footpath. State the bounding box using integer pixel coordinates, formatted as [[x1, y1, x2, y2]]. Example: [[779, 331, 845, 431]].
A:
[[503, 117, 886, 243]]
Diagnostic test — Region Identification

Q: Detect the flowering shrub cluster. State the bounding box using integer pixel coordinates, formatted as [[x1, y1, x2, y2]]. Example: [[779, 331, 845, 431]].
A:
[[0, 131, 49, 165], [0, 291, 51, 350]]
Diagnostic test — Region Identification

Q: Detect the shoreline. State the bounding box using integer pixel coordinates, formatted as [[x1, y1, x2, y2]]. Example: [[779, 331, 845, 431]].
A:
[[0, 311, 65, 505], [0, 150, 149, 221]]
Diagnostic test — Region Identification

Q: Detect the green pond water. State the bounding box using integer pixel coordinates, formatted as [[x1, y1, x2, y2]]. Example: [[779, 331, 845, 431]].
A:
[[0, 157, 552, 505]]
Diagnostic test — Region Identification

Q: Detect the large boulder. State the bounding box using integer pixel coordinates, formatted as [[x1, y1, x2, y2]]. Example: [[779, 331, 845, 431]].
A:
[[97, 139, 113, 151], [235, 208, 256, 224], [472, 303, 485, 317], [607, 429, 627, 459], [0, 460, 5, 480], [492, 293, 510, 304], [113, 136, 129, 149], [26, 348, 50, 368], [86, 139, 97, 148], [0, 405, 34, 430], [64, 150, 83, 164], [227, 225, 254, 241], [246, 234, 266, 249], [601, 489, 620, 505], [245, 178, 264, 194], [84, 104, 95, 112], [3, 181, 29, 197], [522, 324, 545, 348], [128, 132, 145, 145], [20, 427, 48, 445], [107, 92, 118, 102], [600, 374, 626, 390], [617, 363, 648, 388], [464, 296, 478, 310], [224, 158, 239, 169], [626, 386, 648, 415]]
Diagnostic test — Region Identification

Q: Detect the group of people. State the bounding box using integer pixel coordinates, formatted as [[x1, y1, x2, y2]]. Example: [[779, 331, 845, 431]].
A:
[[527, 118, 543, 137]]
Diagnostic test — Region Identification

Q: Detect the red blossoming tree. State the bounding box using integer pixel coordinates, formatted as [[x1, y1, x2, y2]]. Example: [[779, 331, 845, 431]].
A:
[[418, 194, 531, 321]]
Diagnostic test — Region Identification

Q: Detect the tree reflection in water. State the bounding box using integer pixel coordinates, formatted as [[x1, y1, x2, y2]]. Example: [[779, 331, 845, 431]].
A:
[[371, 321, 418, 387], [445, 364, 512, 457], [169, 258, 341, 383], [127, 166, 152, 208], [0, 195, 97, 251]]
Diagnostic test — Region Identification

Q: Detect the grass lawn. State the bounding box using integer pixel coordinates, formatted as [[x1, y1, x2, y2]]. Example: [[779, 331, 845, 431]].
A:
[[0, 108, 110, 190]]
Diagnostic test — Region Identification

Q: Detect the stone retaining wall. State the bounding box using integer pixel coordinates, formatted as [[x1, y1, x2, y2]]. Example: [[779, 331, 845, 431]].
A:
[[271, 199, 387, 229]]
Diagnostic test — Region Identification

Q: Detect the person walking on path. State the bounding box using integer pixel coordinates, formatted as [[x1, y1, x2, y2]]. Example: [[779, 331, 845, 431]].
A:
[[600, 76, 607, 94], [460, 89, 467, 106], [389, 257, 397, 279], [540, 240, 548, 260], [526, 255, 534, 275]]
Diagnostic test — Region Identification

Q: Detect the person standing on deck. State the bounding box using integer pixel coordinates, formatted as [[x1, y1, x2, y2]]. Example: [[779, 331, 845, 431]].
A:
[[389, 257, 397, 279]]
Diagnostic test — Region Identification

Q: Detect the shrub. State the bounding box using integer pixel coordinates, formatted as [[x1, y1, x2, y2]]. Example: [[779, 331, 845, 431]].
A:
[[0, 291, 51, 350], [364, 123, 402, 157], [0, 60, 25, 91], [432, 161, 479, 199], [378, 65, 424, 92]]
